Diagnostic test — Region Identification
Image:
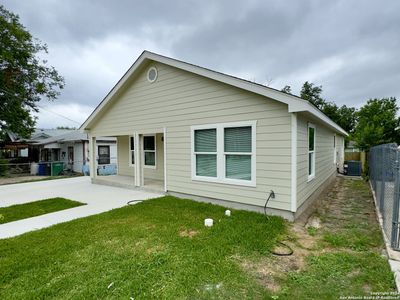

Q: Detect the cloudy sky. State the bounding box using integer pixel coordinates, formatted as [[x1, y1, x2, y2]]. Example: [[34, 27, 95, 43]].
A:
[[3, 0, 400, 128]]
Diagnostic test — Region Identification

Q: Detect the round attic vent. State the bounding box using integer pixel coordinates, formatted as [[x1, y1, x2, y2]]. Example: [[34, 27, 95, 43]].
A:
[[147, 66, 158, 83]]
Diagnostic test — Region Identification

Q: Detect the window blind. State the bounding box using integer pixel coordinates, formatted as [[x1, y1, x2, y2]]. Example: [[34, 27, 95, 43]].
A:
[[224, 126, 251, 152], [226, 154, 251, 180], [194, 129, 216, 152]]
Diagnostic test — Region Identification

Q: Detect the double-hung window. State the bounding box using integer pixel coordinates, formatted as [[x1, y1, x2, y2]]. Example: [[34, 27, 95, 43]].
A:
[[224, 126, 252, 180], [192, 121, 256, 186], [143, 135, 156, 168], [194, 129, 217, 177], [308, 123, 316, 181], [129, 136, 135, 165]]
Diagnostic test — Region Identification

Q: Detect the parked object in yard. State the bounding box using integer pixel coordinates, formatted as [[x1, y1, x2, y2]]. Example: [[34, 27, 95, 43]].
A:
[[30, 163, 39, 175], [344, 160, 362, 176], [204, 218, 213, 227]]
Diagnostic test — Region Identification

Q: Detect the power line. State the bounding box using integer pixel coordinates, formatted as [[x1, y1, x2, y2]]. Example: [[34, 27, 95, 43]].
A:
[[0, 87, 81, 125], [37, 104, 81, 125]]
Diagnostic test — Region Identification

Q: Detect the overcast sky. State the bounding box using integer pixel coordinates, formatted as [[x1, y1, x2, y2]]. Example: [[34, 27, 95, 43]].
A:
[[3, 0, 400, 128]]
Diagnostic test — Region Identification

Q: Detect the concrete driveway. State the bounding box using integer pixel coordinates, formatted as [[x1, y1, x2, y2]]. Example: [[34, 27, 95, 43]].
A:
[[0, 176, 163, 239]]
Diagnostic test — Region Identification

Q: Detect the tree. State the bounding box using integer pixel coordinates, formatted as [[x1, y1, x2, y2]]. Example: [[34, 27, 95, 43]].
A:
[[280, 85, 292, 94], [300, 81, 325, 109], [353, 97, 400, 150], [0, 5, 64, 139], [299, 81, 356, 135]]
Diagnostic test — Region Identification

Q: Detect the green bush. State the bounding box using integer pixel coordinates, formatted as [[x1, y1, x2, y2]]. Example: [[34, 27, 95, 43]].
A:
[[0, 159, 9, 177]]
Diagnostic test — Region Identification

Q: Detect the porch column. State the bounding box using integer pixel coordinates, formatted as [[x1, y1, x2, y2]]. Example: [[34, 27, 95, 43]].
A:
[[134, 132, 142, 187], [89, 135, 97, 179]]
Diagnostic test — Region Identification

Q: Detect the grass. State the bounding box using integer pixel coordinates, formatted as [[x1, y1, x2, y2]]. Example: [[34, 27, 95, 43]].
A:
[[0, 185, 395, 299], [0, 198, 85, 224], [279, 252, 394, 298], [274, 178, 395, 299], [0, 197, 286, 299]]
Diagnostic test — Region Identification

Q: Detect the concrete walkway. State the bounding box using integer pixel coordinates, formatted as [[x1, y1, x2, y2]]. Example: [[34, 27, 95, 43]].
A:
[[0, 176, 163, 239]]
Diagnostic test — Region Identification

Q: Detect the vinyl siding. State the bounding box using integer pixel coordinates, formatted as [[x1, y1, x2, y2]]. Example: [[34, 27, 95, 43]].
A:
[[296, 113, 339, 208], [90, 61, 292, 211], [117, 136, 133, 176]]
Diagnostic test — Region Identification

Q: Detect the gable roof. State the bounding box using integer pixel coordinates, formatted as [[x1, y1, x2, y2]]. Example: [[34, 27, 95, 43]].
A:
[[81, 51, 348, 136]]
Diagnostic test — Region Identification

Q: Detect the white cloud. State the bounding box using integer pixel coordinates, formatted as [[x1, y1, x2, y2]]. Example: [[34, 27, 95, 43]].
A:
[[34, 103, 94, 129]]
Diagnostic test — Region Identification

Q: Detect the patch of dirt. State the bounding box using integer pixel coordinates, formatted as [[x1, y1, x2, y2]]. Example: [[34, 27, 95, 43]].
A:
[[146, 245, 164, 254], [236, 177, 382, 293], [179, 229, 198, 238], [363, 284, 372, 293]]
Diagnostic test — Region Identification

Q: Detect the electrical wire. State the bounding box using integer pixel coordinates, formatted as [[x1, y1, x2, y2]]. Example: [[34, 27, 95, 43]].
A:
[[264, 190, 294, 256], [0, 87, 81, 125]]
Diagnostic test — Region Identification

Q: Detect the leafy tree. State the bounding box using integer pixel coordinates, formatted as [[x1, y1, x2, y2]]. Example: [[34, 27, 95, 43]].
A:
[[353, 97, 399, 150], [299, 81, 356, 135], [300, 81, 325, 109], [0, 5, 64, 139], [280, 85, 292, 94]]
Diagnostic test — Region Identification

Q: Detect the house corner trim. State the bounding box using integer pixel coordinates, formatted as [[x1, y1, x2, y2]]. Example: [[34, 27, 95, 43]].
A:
[[291, 113, 297, 212]]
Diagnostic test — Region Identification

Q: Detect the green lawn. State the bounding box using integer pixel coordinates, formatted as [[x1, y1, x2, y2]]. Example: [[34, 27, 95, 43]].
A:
[[0, 198, 85, 224], [0, 194, 394, 299]]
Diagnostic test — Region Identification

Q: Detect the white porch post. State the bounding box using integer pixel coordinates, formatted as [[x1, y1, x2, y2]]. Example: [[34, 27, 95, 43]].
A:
[[134, 132, 142, 187], [163, 127, 167, 192], [89, 136, 97, 179]]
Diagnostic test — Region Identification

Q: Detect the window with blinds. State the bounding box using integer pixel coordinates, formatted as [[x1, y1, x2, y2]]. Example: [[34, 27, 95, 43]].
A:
[[191, 121, 256, 186], [194, 129, 217, 177], [224, 126, 252, 180]]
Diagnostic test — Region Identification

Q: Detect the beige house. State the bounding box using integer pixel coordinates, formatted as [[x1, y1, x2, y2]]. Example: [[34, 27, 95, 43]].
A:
[[81, 51, 347, 220]]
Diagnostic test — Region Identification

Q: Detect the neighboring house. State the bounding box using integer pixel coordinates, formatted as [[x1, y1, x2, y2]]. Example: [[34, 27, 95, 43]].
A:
[[0, 129, 75, 160], [81, 51, 347, 220], [0, 131, 29, 158], [33, 131, 117, 174]]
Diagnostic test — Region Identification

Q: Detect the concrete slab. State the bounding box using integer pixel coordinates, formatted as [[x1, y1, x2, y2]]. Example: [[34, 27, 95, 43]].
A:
[[0, 176, 163, 239]]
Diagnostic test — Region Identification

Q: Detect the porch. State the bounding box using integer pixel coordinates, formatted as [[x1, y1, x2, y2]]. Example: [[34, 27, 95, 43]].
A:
[[93, 175, 164, 193], [90, 130, 165, 194]]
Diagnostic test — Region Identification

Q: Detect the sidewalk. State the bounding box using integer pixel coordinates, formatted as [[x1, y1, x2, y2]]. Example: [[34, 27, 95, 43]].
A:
[[0, 176, 162, 238]]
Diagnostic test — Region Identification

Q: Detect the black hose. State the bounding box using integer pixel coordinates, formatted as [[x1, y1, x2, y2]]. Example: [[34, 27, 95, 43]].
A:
[[264, 190, 294, 256]]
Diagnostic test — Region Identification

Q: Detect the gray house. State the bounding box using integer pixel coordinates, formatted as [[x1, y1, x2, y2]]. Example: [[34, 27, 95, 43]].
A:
[[34, 131, 117, 174], [81, 51, 347, 220]]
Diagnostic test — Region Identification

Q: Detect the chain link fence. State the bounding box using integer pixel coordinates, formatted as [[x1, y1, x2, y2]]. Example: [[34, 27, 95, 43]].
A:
[[369, 143, 400, 250]]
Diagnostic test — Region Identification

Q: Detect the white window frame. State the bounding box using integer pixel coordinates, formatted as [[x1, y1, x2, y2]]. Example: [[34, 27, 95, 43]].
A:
[[191, 120, 257, 187], [129, 136, 135, 166], [143, 134, 156, 169], [308, 123, 316, 182]]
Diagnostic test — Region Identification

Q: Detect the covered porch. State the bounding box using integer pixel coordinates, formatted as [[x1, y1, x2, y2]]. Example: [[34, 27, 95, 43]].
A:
[[92, 175, 164, 193], [90, 129, 166, 194]]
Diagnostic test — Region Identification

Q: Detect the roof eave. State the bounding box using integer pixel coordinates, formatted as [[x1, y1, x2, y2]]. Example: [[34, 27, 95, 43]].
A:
[[81, 51, 348, 136]]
